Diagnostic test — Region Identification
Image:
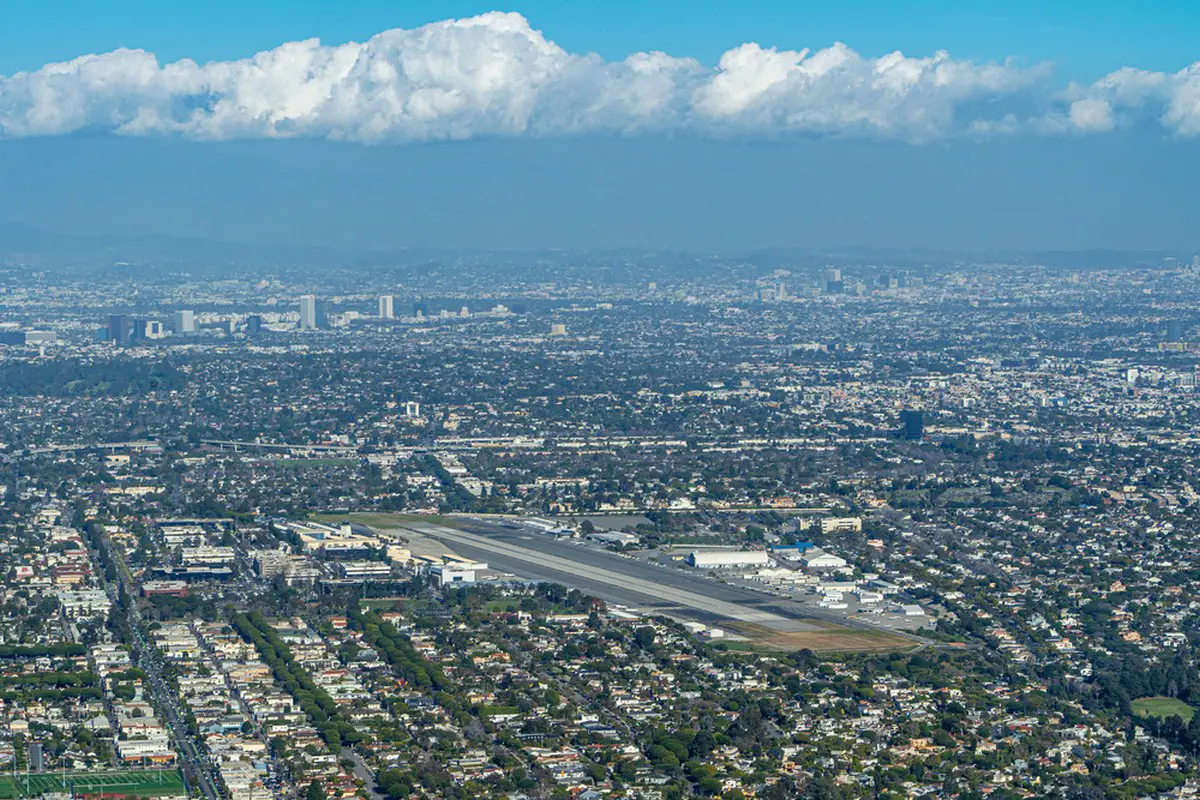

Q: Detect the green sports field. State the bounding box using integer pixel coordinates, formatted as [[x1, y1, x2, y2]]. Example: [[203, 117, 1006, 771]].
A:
[[0, 769, 186, 798], [1132, 696, 1196, 723]]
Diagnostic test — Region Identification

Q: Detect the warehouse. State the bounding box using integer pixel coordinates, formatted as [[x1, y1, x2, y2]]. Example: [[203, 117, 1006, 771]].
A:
[[770, 542, 814, 561], [687, 550, 771, 569], [802, 549, 848, 570]]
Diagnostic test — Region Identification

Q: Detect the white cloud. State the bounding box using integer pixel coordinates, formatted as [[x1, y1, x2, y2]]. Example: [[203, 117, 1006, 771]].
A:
[[0, 11, 1196, 143], [693, 43, 815, 117], [1069, 98, 1115, 132]]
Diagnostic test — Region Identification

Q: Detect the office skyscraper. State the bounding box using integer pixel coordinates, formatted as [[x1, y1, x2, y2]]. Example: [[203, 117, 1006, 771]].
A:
[[108, 314, 132, 345], [246, 315, 263, 334], [299, 295, 317, 330], [174, 310, 196, 335], [379, 295, 395, 319], [900, 410, 924, 441], [824, 268, 844, 294]]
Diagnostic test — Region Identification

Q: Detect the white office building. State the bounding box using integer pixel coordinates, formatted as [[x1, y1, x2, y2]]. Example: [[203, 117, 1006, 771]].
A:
[[299, 295, 317, 330], [431, 565, 475, 587], [174, 310, 196, 335], [378, 295, 395, 319], [819, 517, 863, 534], [57, 589, 112, 619]]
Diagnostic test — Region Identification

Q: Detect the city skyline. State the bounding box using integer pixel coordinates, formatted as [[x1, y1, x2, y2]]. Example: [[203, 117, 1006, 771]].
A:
[[3, 6, 1200, 800], [2, 252, 1200, 798]]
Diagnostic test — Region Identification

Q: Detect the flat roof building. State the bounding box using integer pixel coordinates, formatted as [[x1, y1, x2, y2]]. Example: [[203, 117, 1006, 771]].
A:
[[687, 551, 771, 569], [430, 566, 476, 587]]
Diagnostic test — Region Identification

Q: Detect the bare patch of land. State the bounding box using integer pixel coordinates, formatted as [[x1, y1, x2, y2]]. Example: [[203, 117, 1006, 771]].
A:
[[725, 622, 912, 653]]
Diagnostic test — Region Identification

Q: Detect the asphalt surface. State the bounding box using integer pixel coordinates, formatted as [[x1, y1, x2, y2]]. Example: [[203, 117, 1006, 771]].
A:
[[394, 518, 929, 643]]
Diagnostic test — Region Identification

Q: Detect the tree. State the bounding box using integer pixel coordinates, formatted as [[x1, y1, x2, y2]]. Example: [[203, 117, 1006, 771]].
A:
[[306, 779, 326, 800], [634, 627, 656, 649]]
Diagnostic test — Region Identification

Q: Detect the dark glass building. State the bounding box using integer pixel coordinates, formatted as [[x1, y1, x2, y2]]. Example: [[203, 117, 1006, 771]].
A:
[[900, 409, 924, 441]]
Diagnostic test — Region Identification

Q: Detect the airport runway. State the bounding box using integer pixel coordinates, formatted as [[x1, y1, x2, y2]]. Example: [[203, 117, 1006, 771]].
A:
[[393, 519, 826, 631]]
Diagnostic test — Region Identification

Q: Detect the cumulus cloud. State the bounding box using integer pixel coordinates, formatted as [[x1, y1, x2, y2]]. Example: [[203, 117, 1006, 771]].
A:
[[1080, 65, 1200, 137], [1069, 98, 1115, 132], [0, 11, 1196, 143]]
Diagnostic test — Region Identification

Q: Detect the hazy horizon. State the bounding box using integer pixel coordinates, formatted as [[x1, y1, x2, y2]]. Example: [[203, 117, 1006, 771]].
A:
[[1, 133, 1197, 257]]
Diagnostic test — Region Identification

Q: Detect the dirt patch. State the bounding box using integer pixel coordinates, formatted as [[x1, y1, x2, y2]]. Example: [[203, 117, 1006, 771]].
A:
[[725, 621, 913, 653]]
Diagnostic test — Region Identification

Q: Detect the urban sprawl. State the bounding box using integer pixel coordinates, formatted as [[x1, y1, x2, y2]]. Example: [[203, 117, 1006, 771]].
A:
[[0, 253, 1199, 799]]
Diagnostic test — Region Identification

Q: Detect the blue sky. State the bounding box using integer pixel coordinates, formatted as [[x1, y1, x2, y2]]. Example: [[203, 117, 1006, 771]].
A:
[[1, 1, 1198, 252], [2, 0, 1198, 80]]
